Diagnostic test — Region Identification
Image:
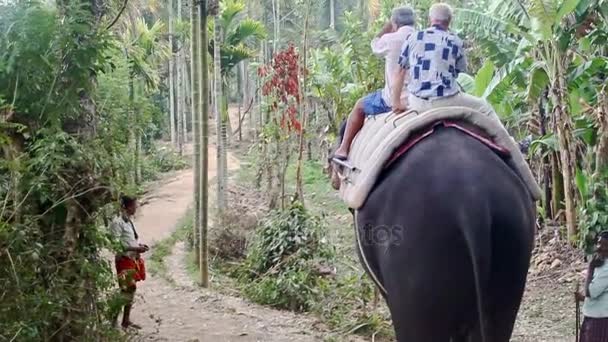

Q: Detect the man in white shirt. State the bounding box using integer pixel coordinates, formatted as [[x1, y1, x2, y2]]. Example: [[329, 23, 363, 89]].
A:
[[110, 195, 148, 330], [333, 6, 415, 160]]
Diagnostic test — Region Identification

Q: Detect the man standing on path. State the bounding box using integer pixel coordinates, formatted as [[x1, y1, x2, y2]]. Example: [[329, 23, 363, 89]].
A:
[[110, 195, 149, 330], [332, 6, 416, 160], [576, 231, 608, 341]]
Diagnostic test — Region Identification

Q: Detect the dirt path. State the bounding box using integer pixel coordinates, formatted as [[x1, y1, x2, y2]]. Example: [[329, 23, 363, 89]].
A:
[[125, 143, 352, 342], [129, 241, 330, 342]]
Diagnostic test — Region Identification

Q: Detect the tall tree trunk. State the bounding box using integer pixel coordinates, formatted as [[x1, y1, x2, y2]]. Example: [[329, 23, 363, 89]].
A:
[[538, 91, 552, 219], [168, 62, 176, 144], [294, 0, 311, 202], [169, 0, 177, 147], [595, 88, 608, 174], [551, 151, 564, 221], [244, 60, 254, 139], [329, 0, 335, 29], [221, 85, 228, 205], [129, 75, 137, 184], [180, 56, 188, 144], [213, 17, 226, 213], [135, 82, 142, 183], [185, 57, 192, 141], [237, 61, 243, 141], [272, 0, 279, 53], [191, 0, 201, 265], [551, 73, 577, 241], [199, 0, 211, 288], [176, 0, 184, 156]]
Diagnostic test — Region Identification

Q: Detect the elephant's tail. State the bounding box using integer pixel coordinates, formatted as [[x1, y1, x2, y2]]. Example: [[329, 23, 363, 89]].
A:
[[459, 208, 490, 342]]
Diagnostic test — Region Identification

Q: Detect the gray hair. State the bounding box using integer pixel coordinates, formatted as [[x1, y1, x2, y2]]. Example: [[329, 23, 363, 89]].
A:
[[429, 3, 453, 22], [391, 6, 416, 27]]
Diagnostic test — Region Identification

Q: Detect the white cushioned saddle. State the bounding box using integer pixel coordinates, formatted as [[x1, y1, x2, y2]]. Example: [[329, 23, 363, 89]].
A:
[[333, 106, 542, 209]]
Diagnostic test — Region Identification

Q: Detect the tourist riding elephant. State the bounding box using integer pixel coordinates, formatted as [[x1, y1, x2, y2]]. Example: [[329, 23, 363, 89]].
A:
[[328, 119, 536, 342]]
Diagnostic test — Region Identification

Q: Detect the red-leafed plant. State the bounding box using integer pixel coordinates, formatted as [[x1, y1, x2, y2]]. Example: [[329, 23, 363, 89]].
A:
[[259, 44, 303, 133]]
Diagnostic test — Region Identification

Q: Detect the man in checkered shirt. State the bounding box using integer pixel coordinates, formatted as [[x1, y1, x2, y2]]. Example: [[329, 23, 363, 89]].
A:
[[391, 3, 501, 122]]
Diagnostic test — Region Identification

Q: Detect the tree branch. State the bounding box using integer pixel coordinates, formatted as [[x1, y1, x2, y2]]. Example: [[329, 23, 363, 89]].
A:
[[105, 0, 129, 31], [231, 87, 258, 137]]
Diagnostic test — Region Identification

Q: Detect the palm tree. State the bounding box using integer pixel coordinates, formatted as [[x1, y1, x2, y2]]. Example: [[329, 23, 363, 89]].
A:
[[191, 0, 201, 267], [209, 0, 266, 213], [199, 0, 212, 288], [122, 17, 171, 184]]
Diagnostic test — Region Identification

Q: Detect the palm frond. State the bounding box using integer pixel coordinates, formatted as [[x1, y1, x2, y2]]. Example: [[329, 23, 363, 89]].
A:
[[220, 0, 245, 32], [220, 44, 254, 75], [226, 18, 266, 47]]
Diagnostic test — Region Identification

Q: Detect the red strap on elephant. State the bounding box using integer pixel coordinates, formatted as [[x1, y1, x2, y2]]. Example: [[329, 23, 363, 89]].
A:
[[384, 120, 511, 169]]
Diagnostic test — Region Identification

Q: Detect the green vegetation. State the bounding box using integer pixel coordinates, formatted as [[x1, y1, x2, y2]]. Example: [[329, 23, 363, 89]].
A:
[[1, 0, 607, 339], [0, 0, 185, 339], [235, 200, 334, 312], [148, 209, 193, 280]]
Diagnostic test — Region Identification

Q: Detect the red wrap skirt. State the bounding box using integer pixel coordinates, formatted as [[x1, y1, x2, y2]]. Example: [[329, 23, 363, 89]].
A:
[[115, 256, 146, 289]]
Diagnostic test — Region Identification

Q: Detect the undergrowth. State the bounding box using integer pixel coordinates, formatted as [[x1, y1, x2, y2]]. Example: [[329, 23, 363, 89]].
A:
[[234, 200, 335, 312], [148, 208, 192, 281]]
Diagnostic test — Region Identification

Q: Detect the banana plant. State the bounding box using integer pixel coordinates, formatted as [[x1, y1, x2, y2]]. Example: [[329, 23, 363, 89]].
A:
[[454, 0, 608, 241]]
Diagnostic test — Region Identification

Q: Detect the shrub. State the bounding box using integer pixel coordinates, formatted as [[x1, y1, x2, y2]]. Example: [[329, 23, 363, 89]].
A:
[[236, 200, 335, 312], [577, 170, 608, 255]]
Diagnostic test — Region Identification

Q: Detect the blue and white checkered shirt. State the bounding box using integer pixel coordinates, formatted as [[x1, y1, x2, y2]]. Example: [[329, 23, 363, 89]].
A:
[[398, 25, 467, 100]]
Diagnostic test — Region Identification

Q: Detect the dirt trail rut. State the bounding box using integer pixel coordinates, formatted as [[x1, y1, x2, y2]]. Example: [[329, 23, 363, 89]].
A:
[[126, 143, 353, 342]]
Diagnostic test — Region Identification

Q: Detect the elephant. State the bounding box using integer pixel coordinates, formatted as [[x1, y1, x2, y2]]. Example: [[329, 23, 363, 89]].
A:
[[328, 119, 536, 342]]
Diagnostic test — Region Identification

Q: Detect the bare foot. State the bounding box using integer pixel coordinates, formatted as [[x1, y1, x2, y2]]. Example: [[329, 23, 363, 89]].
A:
[[122, 321, 142, 330]]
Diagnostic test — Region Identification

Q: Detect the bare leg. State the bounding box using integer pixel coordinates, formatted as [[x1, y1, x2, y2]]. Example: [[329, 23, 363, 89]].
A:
[[121, 287, 141, 329], [334, 99, 366, 159]]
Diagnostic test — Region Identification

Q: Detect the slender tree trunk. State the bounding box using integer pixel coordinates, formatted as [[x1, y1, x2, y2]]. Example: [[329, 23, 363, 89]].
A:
[[129, 75, 137, 184], [595, 88, 608, 174], [538, 93, 552, 219], [181, 55, 189, 144], [213, 17, 226, 213], [244, 60, 254, 139], [221, 85, 228, 204], [329, 0, 335, 30], [168, 62, 176, 144], [169, 0, 177, 147], [135, 82, 142, 183], [551, 74, 577, 240], [185, 57, 192, 141], [294, 0, 311, 202], [238, 61, 243, 141], [272, 0, 279, 53], [199, 0, 210, 288], [176, 0, 184, 156], [551, 151, 563, 221], [191, 0, 201, 265]]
